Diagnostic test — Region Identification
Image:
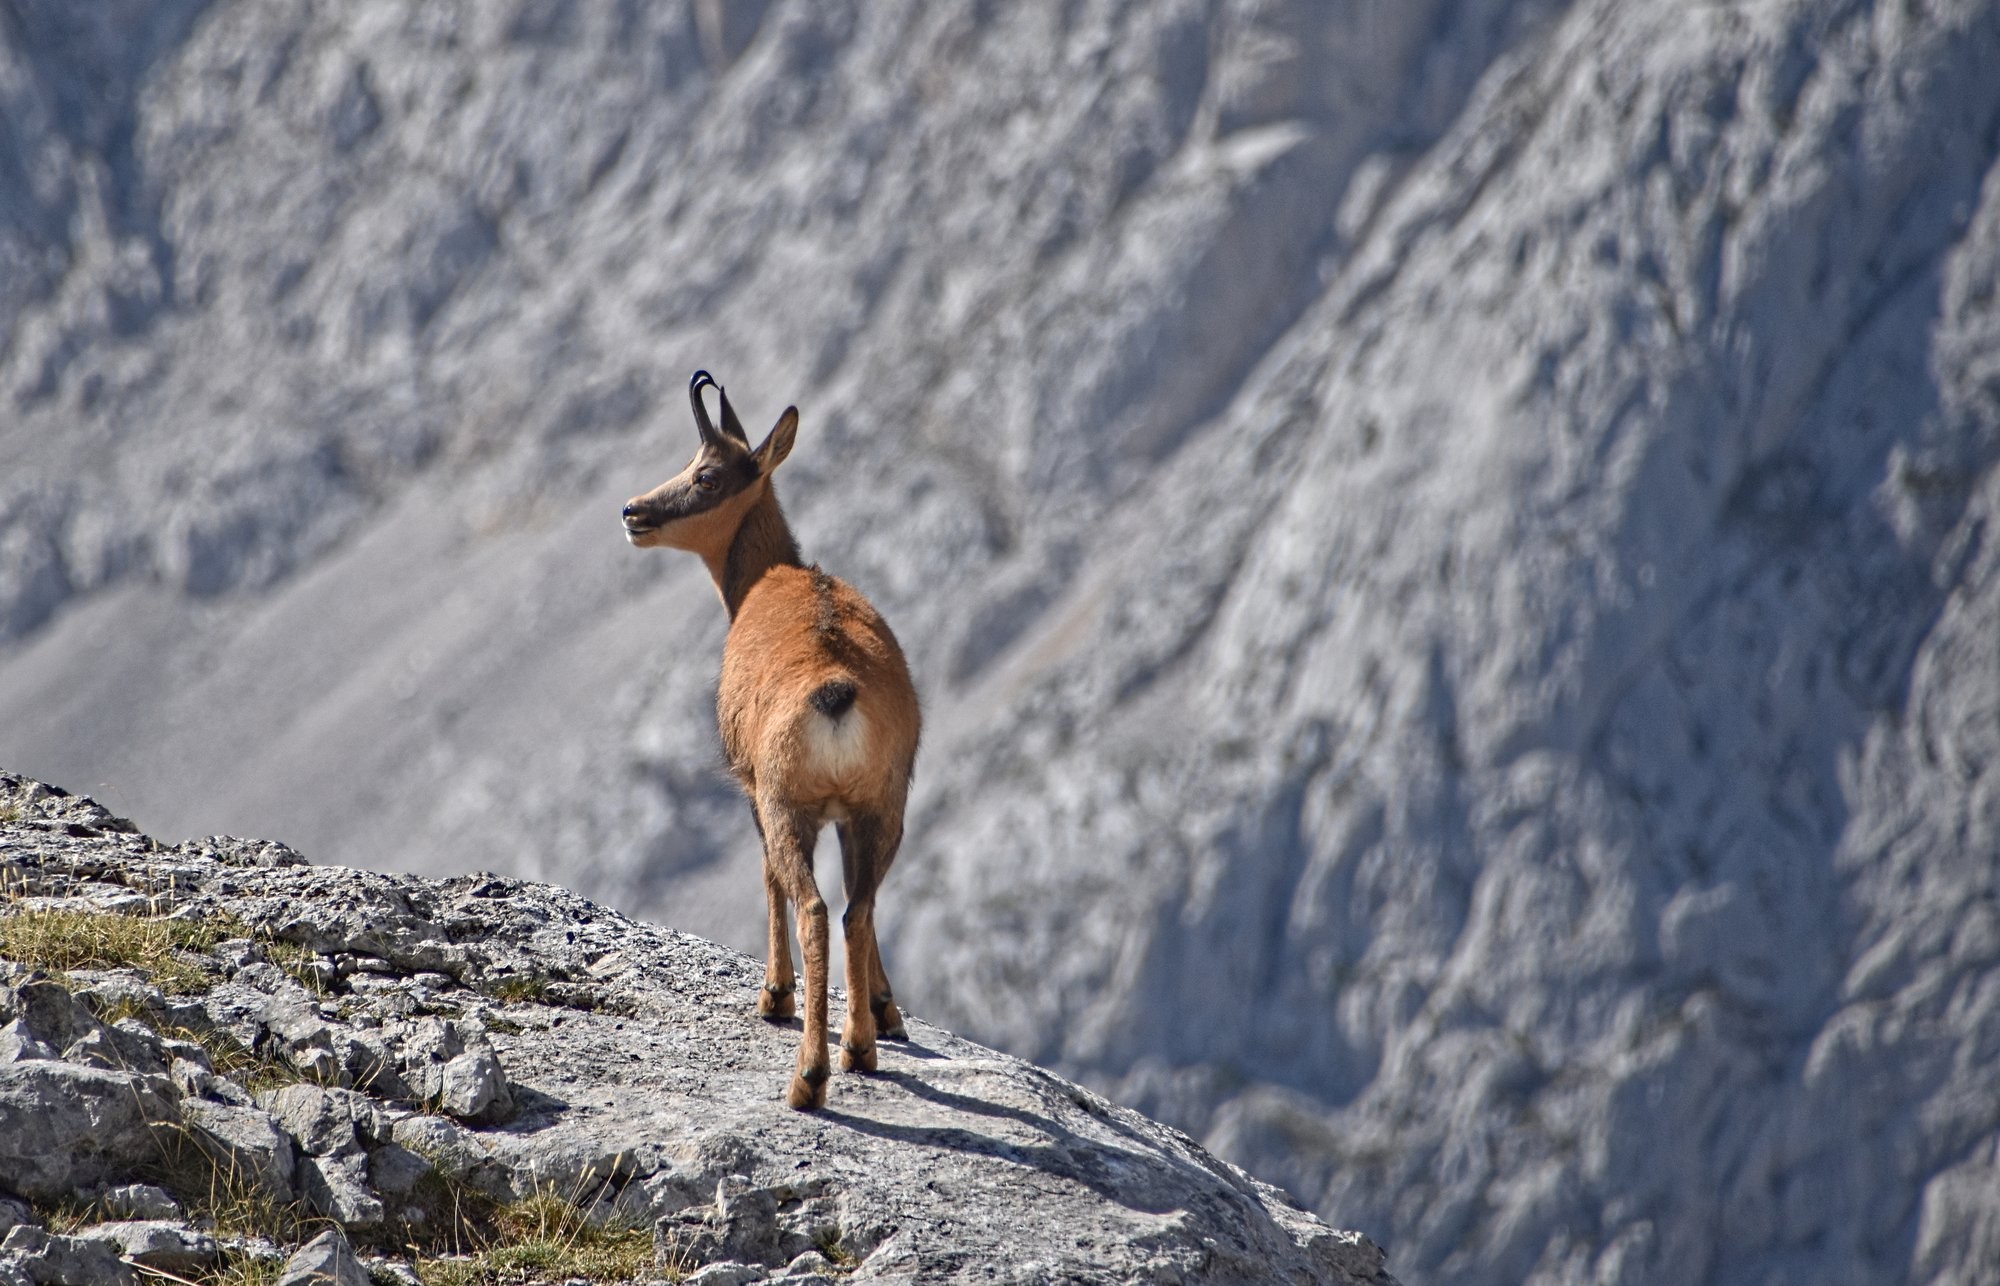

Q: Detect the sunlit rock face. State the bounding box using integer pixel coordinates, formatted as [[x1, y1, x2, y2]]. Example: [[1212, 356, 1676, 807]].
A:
[[0, 771, 1390, 1284], [2, 3, 1998, 1282]]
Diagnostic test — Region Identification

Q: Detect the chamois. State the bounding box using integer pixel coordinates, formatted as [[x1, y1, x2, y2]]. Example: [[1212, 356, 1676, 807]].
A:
[[621, 371, 920, 1110]]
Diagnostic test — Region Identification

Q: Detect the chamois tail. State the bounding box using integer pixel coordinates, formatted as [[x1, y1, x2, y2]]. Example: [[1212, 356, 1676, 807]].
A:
[[808, 678, 858, 719]]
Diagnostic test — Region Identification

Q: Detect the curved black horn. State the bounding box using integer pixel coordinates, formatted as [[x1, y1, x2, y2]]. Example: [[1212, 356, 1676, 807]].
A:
[[689, 370, 723, 443]]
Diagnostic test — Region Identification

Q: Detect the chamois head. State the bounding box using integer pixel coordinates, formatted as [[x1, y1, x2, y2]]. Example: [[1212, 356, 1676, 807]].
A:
[[622, 370, 798, 551]]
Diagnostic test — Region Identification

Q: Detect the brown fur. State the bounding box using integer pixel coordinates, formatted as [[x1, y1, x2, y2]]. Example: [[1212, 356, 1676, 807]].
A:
[[622, 372, 920, 1109]]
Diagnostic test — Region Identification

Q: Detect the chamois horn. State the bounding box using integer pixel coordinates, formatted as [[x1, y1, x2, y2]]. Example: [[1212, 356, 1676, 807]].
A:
[[689, 370, 727, 447]]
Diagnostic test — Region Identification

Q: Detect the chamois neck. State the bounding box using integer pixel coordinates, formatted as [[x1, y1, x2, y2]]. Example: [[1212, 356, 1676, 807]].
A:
[[713, 484, 803, 617]]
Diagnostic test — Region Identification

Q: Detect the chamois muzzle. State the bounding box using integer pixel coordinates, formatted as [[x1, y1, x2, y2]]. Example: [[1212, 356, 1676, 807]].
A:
[[621, 499, 662, 539]]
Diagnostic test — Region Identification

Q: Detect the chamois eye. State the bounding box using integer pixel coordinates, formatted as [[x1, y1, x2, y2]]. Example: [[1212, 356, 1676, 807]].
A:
[[695, 470, 719, 491]]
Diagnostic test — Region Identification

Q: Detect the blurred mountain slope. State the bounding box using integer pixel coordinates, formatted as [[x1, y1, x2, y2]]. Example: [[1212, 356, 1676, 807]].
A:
[[3, 2, 1999, 1282]]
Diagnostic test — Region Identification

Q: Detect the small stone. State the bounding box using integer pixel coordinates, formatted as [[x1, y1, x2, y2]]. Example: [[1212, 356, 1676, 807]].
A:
[[213, 939, 264, 971], [360, 1257, 423, 1286], [99, 1185, 180, 1220], [0, 1197, 31, 1233], [277, 1228, 371, 1286], [183, 1099, 297, 1202], [366, 1142, 433, 1197], [292, 1046, 342, 1084], [389, 1113, 487, 1178], [260, 1084, 382, 1157], [299, 1154, 385, 1229], [0, 1018, 56, 1063], [71, 1221, 220, 1274], [780, 1249, 834, 1276], [683, 1264, 769, 1286], [0, 1226, 140, 1286], [439, 1047, 515, 1124], [170, 1056, 214, 1099]]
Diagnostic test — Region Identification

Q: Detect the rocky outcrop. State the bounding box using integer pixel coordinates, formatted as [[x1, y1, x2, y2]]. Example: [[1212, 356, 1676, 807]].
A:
[[0, 770, 1389, 1284], [3, 4, 2000, 1283]]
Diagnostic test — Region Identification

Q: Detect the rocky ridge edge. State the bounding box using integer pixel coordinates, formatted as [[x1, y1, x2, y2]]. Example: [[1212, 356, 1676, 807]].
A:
[[0, 769, 1391, 1285]]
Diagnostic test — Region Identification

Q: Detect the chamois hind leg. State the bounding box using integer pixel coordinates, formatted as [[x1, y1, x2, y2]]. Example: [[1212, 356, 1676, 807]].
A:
[[843, 816, 907, 1040], [757, 858, 796, 1021], [759, 798, 829, 1110], [837, 813, 904, 1070], [869, 939, 907, 1042]]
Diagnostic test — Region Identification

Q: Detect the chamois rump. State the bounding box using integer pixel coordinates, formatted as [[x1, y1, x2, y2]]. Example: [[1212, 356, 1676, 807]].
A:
[[621, 371, 920, 1110]]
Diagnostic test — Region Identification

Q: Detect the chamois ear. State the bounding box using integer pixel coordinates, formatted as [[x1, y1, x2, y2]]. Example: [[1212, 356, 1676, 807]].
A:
[[754, 407, 798, 475]]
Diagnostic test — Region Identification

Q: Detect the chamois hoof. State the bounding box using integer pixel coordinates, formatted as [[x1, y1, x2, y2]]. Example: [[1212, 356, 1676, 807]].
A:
[[787, 1064, 829, 1110], [874, 1000, 907, 1041], [758, 981, 796, 1021], [839, 1039, 876, 1073]]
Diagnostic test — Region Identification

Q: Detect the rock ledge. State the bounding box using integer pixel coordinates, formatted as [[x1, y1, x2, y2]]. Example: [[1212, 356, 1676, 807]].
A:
[[0, 770, 1391, 1285]]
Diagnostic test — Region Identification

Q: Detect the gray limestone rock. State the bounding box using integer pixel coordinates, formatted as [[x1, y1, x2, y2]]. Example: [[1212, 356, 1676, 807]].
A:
[[388, 1112, 490, 1183], [658, 1178, 830, 1271], [69, 1221, 219, 1275], [0, 1020, 53, 1064], [0, 791, 1387, 1283], [1, 980, 162, 1076], [0, 1227, 139, 1286], [436, 1047, 514, 1125], [684, 1266, 768, 1286], [0, 1061, 179, 1203], [181, 1099, 298, 1203], [363, 1142, 431, 1198], [298, 1154, 385, 1230], [389, 1016, 517, 1121], [779, 1250, 834, 1278], [262, 1000, 407, 1097], [360, 1258, 423, 1286], [276, 1229, 371, 1286], [259, 1084, 383, 1158], [96, 1186, 179, 1221]]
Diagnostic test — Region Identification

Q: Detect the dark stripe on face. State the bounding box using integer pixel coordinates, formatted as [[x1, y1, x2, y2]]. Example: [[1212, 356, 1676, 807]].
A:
[[632, 455, 761, 527]]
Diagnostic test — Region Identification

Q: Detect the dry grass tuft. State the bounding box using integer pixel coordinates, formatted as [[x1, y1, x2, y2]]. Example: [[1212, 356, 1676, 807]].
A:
[[0, 905, 238, 995], [816, 1223, 858, 1269], [412, 1188, 656, 1285]]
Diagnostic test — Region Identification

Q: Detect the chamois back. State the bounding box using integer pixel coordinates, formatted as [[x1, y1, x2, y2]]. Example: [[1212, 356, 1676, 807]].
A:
[[719, 562, 919, 814]]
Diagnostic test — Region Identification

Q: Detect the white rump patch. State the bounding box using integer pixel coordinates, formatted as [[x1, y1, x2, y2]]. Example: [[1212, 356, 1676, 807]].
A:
[[803, 705, 870, 778]]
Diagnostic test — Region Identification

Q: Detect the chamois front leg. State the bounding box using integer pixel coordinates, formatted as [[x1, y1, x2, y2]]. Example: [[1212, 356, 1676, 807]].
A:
[[758, 859, 796, 1021], [760, 799, 830, 1110]]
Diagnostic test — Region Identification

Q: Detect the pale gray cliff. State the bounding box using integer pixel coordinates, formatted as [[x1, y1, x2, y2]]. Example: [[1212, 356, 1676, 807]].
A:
[[1, 3, 1998, 1283], [0, 770, 1386, 1284]]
